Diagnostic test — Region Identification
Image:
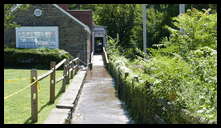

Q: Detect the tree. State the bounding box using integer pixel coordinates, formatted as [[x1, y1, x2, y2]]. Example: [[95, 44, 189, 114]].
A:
[[131, 4, 216, 50], [67, 4, 217, 51], [93, 4, 137, 48], [130, 4, 180, 50], [4, 4, 30, 29], [68, 4, 97, 11]]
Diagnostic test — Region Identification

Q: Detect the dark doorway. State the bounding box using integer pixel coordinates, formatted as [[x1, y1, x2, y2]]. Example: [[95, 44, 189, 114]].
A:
[[94, 37, 103, 54]]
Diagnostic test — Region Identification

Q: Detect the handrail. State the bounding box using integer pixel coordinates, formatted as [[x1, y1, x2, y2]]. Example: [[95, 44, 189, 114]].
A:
[[4, 57, 81, 122], [30, 58, 79, 87], [103, 47, 109, 64], [38, 58, 67, 81], [56, 76, 64, 84], [29, 57, 81, 122], [55, 59, 67, 70], [68, 58, 79, 65], [90, 51, 94, 63], [38, 70, 53, 81], [78, 59, 87, 66]]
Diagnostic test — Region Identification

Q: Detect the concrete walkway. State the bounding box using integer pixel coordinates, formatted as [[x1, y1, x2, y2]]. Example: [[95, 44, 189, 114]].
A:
[[71, 55, 132, 124], [44, 69, 87, 124]]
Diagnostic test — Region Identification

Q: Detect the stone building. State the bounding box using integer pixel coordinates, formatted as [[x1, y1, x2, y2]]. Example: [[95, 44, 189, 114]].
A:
[[4, 4, 103, 64]]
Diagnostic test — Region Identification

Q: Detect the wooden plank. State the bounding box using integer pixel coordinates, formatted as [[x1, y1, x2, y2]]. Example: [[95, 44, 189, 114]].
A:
[[38, 70, 53, 81], [103, 47, 109, 64], [68, 58, 78, 65], [55, 59, 66, 70], [31, 69, 38, 122], [90, 51, 94, 63]]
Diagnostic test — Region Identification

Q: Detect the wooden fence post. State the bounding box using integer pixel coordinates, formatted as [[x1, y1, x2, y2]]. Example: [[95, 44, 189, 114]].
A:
[[117, 68, 121, 96], [77, 59, 80, 72], [50, 61, 56, 103], [67, 60, 70, 84], [134, 75, 139, 82], [73, 61, 76, 75], [123, 72, 129, 101], [62, 61, 67, 92], [70, 61, 74, 79], [31, 69, 38, 123], [132, 75, 139, 86]]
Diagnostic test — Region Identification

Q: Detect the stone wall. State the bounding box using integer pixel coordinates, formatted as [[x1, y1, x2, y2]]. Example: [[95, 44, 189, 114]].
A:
[[4, 4, 90, 64]]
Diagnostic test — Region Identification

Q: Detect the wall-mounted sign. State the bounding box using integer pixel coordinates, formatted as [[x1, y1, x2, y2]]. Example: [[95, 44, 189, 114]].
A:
[[16, 26, 59, 49], [34, 9, 42, 17]]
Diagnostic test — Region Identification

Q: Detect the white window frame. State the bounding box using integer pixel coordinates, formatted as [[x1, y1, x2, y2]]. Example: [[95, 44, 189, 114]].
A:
[[16, 26, 59, 49]]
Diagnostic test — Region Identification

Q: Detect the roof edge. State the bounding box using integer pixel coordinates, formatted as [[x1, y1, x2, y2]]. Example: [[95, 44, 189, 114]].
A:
[[10, 4, 91, 33], [53, 4, 91, 34]]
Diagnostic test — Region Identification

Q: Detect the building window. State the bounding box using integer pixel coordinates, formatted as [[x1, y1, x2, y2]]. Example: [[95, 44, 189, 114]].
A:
[[16, 26, 59, 49], [34, 9, 42, 17]]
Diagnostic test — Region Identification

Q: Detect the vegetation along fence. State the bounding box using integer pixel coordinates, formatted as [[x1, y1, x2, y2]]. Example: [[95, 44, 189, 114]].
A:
[[107, 55, 211, 124], [103, 47, 109, 68]]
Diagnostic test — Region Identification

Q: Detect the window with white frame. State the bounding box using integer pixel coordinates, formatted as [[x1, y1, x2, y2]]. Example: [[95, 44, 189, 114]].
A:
[[16, 26, 59, 49]]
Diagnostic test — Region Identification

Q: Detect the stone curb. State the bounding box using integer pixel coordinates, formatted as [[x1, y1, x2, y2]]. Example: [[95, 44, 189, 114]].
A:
[[44, 69, 87, 124]]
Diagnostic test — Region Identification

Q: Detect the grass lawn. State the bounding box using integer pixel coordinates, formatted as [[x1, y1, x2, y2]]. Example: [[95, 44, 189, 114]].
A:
[[4, 68, 70, 124]]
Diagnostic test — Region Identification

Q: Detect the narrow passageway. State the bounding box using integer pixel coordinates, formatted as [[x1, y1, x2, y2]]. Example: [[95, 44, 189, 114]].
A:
[[71, 55, 132, 124]]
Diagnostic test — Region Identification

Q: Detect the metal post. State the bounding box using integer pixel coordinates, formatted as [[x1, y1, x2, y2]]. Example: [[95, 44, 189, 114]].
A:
[[31, 69, 38, 122], [143, 4, 147, 53], [179, 4, 185, 32], [179, 4, 185, 14]]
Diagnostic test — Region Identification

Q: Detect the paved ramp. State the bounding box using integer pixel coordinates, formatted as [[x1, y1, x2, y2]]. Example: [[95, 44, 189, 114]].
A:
[[71, 55, 132, 124]]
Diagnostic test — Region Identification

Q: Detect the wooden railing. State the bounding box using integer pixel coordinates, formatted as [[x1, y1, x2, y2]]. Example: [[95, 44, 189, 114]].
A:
[[103, 47, 109, 66], [89, 51, 94, 70], [30, 58, 80, 122]]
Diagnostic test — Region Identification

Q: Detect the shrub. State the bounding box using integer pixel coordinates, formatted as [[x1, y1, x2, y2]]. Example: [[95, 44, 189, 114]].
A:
[[4, 48, 73, 69], [108, 51, 216, 123], [184, 47, 217, 122], [162, 8, 217, 56]]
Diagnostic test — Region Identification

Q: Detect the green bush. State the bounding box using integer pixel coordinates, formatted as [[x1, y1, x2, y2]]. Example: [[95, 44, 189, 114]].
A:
[[184, 47, 217, 122], [4, 48, 73, 69], [162, 8, 217, 56], [108, 51, 216, 123]]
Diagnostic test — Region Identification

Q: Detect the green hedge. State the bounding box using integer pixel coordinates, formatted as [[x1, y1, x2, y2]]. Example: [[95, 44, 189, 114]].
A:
[[108, 54, 216, 124], [4, 48, 73, 69]]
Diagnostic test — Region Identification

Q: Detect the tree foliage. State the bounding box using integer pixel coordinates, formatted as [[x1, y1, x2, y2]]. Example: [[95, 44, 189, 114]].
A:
[[4, 4, 30, 29], [94, 4, 137, 48], [159, 8, 217, 57], [68, 4, 216, 51], [131, 4, 216, 50]]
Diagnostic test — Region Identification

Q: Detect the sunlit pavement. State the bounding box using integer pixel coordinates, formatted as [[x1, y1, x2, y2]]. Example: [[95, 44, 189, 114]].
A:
[[71, 55, 133, 124]]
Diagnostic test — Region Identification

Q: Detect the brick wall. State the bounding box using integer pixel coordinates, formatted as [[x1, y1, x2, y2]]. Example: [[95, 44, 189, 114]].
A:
[[4, 4, 90, 64]]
